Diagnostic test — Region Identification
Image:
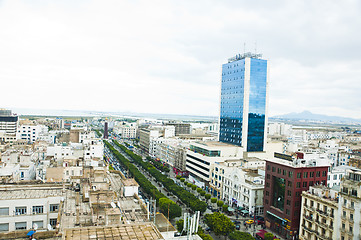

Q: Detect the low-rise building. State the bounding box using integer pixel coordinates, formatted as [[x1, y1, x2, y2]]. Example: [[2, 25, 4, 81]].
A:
[[0, 184, 63, 232], [299, 185, 339, 240]]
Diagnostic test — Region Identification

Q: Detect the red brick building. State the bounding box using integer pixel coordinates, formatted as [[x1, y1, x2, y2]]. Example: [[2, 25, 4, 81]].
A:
[[263, 153, 329, 239]]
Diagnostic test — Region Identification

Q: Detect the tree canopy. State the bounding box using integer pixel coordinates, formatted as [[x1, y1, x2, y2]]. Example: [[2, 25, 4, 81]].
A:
[[204, 212, 235, 236], [229, 231, 254, 240]]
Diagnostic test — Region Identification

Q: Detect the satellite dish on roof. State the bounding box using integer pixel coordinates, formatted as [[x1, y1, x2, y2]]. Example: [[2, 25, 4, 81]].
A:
[[47, 224, 53, 231]]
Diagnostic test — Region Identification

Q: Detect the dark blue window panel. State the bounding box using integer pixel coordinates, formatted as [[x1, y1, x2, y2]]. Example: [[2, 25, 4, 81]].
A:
[[247, 59, 267, 152], [219, 59, 245, 146]]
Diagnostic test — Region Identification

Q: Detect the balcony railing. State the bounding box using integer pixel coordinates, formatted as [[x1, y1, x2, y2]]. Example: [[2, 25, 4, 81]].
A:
[[304, 205, 315, 212], [316, 209, 328, 217]]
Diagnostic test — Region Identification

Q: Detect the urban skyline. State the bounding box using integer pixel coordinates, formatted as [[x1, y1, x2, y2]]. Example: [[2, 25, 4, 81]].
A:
[[0, 1, 360, 119]]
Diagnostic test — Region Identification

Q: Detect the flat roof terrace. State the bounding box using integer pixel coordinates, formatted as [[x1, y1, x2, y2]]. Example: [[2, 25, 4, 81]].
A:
[[63, 223, 163, 240], [0, 184, 64, 200]]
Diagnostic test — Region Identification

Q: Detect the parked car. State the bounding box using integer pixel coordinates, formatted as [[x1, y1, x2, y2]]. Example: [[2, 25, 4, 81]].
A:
[[235, 225, 240, 230], [245, 220, 254, 225], [255, 216, 264, 221], [256, 220, 265, 225]]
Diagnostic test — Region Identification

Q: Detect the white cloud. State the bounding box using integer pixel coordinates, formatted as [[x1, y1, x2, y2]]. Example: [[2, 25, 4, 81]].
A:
[[0, 0, 360, 118]]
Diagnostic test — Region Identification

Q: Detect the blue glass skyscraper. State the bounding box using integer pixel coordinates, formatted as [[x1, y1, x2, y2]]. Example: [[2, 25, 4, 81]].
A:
[[219, 52, 268, 152]]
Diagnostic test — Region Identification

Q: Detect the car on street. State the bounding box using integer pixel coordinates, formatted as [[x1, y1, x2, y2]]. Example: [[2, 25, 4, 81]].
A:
[[256, 220, 265, 225], [245, 220, 254, 225], [235, 225, 240, 230]]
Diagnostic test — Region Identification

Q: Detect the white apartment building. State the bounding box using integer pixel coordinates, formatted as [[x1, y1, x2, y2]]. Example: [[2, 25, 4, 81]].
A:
[[327, 165, 356, 188], [268, 122, 292, 136], [299, 185, 339, 240], [16, 124, 48, 143], [185, 141, 243, 184], [208, 159, 265, 215], [337, 169, 361, 240], [0, 109, 18, 143], [0, 184, 63, 232], [154, 138, 190, 168], [0, 150, 36, 182], [115, 122, 138, 139]]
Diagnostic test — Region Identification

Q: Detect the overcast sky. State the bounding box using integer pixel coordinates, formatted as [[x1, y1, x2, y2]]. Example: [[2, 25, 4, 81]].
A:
[[1, 0, 360, 118]]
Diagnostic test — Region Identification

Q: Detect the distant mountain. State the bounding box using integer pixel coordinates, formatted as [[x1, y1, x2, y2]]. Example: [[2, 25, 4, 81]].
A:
[[272, 111, 361, 124]]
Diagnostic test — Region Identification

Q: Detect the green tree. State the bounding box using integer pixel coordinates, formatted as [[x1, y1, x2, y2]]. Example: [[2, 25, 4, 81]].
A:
[[176, 219, 184, 232], [217, 200, 224, 208], [192, 185, 197, 190], [176, 175, 181, 180], [204, 212, 235, 236], [211, 198, 217, 204], [197, 188, 202, 193], [264, 233, 274, 240], [159, 198, 182, 219], [222, 204, 228, 212], [187, 182, 192, 187], [200, 190, 206, 196], [180, 177, 185, 182], [205, 194, 211, 202], [228, 231, 253, 240]]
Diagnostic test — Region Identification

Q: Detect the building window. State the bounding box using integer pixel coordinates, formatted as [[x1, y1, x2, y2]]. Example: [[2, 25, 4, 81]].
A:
[[32, 221, 43, 229], [322, 171, 327, 177], [289, 171, 293, 178], [277, 168, 282, 174], [303, 172, 308, 178], [267, 174, 270, 179], [316, 171, 320, 177], [15, 207, 27, 215], [15, 222, 27, 230], [286, 209, 290, 215], [50, 219, 57, 228], [287, 190, 292, 197], [296, 182, 301, 188], [283, 170, 286, 176], [272, 167, 276, 172], [303, 182, 307, 188], [309, 181, 313, 186], [288, 181, 292, 187], [0, 223, 9, 232], [32, 206, 44, 214], [286, 200, 290, 205], [266, 191, 269, 196], [297, 173, 301, 178], [50, 204, 59, 212], [0, 207, 9, 216], [310, 172, 314, 177], [296, 192, 300, 197]]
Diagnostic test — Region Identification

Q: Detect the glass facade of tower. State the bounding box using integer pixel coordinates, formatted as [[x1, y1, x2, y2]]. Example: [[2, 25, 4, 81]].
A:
[[219, 59, 246, 146], [219, 57, 267, 152], [246, 58, 267, 151]]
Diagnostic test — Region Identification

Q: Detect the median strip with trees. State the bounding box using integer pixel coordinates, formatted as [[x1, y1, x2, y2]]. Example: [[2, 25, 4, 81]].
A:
[[104, 140, 181, 219], [112, 140, 207, 213]]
